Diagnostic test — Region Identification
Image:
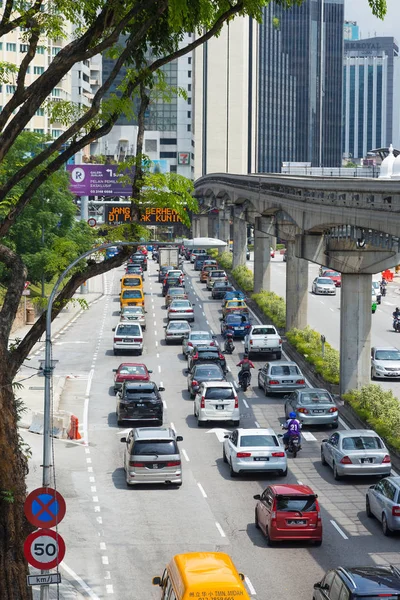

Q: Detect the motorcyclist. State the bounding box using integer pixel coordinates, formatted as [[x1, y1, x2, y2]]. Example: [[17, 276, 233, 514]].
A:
[[393, 307, 400, 331], [380, 278, 387, 297], [282, 412, 302, 450], [224, 331, 235, 353], [237, 354, 255, 384]]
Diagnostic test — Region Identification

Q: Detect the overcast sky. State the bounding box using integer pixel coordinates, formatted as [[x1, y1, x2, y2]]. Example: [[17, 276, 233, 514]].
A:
[[345, 0, 400, 40]]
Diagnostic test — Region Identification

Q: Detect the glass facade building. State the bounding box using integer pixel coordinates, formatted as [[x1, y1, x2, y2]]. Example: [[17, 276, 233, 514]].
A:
[[257, 0, 344, 172]]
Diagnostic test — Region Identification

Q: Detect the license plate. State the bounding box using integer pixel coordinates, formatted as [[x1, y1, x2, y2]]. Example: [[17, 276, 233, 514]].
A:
[[254, 457, 269, 461], [361, 458, 373, 463], [153, 464, 159, 469], [282, 380, 293, 383], [216, 405, 224, 410], [237, 327, 244, 331], [123, 338, 132, 343], [287, 519, 306, 525], [136, 403, 145, 407], [313, 409, 324, 413]]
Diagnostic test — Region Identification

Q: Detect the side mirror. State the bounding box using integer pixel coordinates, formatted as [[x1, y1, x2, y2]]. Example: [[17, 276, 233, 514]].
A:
[[278, 434, 283, 438], [185, 369, 189, 375], [152, 577, 161, 586], [164, 325, 167, 329], [119, 278, 122, 282], [322, 438, 328, 443], [212, 335, 216, 338], [112, 369, 117, 372], [176, 435, 183, 442], [224, 434, 229, 438], [239, 573, 244, 581], [253, 494, 261, 500], [159, 386, 165, 392], [120, 437, 127, 443], [112, 327, 115, 332], [313, 583, 321, 590], [219, 317, 223, 321]]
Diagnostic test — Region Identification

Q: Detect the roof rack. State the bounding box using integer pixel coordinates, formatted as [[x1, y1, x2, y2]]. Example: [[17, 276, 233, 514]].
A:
[[337, 568, 356, 589]]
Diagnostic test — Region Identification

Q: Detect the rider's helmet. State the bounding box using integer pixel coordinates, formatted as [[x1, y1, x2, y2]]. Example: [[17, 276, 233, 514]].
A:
[[243, 353, 249, 359], [289, 412, 297, 419]]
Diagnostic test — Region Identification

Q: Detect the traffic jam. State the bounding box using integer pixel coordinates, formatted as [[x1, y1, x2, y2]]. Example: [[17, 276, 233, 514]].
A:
[[109, 242, 400, 600]]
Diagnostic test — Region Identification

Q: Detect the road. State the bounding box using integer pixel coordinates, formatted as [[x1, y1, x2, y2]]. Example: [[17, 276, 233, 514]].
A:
[[247, 252, 400, 397], [23, 256, 400, 599]]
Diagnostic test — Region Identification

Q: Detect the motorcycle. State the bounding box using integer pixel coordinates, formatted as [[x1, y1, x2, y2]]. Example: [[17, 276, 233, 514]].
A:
[[239, 370, 251, 392], [281, 425, 301, 458], [394, 318, 400, 332], [224, 333, 235, 354]]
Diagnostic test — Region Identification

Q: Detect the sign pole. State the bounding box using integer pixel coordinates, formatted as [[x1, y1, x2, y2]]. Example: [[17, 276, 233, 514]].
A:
[[80, 196, 89, 295]]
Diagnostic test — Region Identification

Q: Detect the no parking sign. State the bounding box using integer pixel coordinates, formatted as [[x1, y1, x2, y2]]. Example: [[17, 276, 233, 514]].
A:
[[24, 487, 66, 529]]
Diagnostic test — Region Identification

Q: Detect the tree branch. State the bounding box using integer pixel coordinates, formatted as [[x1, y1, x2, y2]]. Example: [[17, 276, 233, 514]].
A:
[[0, 245, 27, 348], [0, 0, 43, 37]]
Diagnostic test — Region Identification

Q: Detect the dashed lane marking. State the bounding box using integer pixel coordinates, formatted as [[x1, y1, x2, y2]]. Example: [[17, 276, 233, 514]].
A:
[[215, 522, 226, 538], [330, 520, 349, 540], [302, 431, 317, 442], [182, 449, 190, 462], [243, 399, 249, 409], [197, 482, 207, 498]]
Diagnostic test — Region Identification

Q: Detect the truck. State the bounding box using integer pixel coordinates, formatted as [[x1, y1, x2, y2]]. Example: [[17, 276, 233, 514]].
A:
[[158, 247, 179, 268], [244, 325, 282, 359]]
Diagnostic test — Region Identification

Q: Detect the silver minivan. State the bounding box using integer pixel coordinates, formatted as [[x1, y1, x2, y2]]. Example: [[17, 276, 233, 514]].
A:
[[366, 476, 400, 535], [120, 427, 183, 487]]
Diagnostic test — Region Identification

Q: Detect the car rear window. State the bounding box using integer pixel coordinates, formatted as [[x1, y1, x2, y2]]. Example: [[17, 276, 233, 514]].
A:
[[122, 307, 143, 314], [191, 333, 211, 340], [132, 440, 178, 455], [195, 366, 223, 378], [276, 496, 317, 512], [299, 392, 333, 405], [240, 435, 279, 447], [119, 366, 147, 375], [253, 327, 276, 335], [342, 436, 383, 450], [123, 277, 142, 287], [126, 385, 155, 395], [205, 387, 234, 399], [171, 301, 190, 307], [227, 315, 247, 323], [197, 351, 219, 359], [168, 322, 189, 330], [270, 365, 300, 376], [210, 271, 225, 277], [122, 290, 143, 299], [116, 325, 141, 336]]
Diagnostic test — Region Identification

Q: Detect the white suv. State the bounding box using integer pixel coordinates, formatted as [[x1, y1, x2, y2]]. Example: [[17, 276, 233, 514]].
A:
[[113, 322, 143, 356], [194, 382, 239, 427]]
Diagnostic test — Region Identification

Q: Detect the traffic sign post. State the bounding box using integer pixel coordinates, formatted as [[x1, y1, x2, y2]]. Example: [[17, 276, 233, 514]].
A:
[[87, 217, 97, 227], [24, 529, 66, 570], [24, 487, 66, 529]]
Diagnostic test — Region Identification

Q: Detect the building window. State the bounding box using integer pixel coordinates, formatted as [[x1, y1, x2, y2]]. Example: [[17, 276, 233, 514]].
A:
[[188, 70, 192, 78], [160, 138, 177, 145], [0, 106, 2, 112], [187, 124, 191, 132], [6, 43, 16, 52], [187, 97, 191, 105], [36, 108, 44, 116], [51, 129, 63, 138], [145, 139, 158, 152], [36, 46, 45, 54], [52, 47, 61, 56], [170, 165, 177, 172], [191, 139, 195, 147], [34, 128, 44, 133], [6, 85, 16, 93], [188, 84, 191, 92], [20, 44, 29, 53], [188, 57, 192, 65], [187, 111, 191, 118], [83, 73, 89, 83], [160, 151, 176, 158], [34, 66, 44, 75], [52, 88, 61, 97]]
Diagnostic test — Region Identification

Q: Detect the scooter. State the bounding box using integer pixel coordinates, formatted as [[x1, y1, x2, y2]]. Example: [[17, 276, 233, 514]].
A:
[[239, 370, 251, 392], [281, 427, 301, 458], [224, 333, 235, 354], [393, 317, 400, 332]]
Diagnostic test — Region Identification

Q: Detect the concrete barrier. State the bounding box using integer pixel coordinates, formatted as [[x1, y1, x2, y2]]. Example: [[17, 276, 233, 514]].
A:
[[29, 409, 72, 439]]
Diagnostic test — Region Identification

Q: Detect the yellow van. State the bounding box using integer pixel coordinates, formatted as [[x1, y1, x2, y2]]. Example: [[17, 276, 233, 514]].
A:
[[120, 274, 143, 292], [152, 552, 250, 600], [120, 287, 145, 309]]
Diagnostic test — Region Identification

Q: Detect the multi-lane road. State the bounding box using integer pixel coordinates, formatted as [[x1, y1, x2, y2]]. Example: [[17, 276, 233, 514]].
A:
[[23, 255, 400, 599]]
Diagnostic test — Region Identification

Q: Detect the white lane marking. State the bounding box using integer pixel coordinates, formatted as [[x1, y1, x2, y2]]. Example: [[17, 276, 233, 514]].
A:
[[91, 486, 97, 493], [182, 449, 190, 462], [245, 576, 257, 596], [339, 417, 350, 430], [89, 476, 95, 483], [158, 365, 161, 373], [85, 447, 90, 454], [104, 572, 111, 580], [86, 457, 92, 464], [319, 301, 325, 305], [100, 542, 106, 550], [170, 422, 176, 432], [94, 506, 101, 512], [227, 366, 231, 372], [155, 341, 158, 347], [60, 562, 101, 600], [215, 522, 226, 538], [254, 421, 261, 428], [330, 308, 334, 312], [302, 431, 317, 442], [330, 520, 348, 540], [153, 312, 156, 317], [163, 400, 167, 409], [106, 585, 114, 594], [243, 399, 249, 409], [102, 556, 109, 565], [92, 496, 99, 503], [83, 368, 94, 446], [96, 516, 102, 524], [199, 304, 202, 308], [154, 320, 157, 326], [155, 330, 157, 336], [197, 482, 208, 498], [202, 311, 205, 316], [88, 466, 93, 473]]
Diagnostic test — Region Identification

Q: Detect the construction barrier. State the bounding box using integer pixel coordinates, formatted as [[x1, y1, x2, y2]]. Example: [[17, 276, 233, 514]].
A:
[[67, 415, 81, 440], [382, 270, 394, 282], [29, 411, 68, 438]]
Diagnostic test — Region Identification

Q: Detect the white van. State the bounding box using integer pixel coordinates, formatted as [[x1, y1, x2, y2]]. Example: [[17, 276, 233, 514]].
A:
[[194, 381, 240, 426]]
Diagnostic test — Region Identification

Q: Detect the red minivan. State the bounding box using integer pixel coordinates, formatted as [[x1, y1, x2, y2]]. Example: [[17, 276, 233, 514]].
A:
[[253, 484, 322, 546]]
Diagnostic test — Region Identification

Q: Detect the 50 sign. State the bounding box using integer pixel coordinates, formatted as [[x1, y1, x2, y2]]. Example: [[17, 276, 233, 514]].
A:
[[24, 529, 66, 570]]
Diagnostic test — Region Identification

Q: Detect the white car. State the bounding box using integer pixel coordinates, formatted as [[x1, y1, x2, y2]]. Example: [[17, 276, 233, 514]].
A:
[[312, 277, 336, 295], [194, 381, 239, 427], [223, 428, 287, 477], [113, 322, 143, 356], [167, 299, 195, 322], [120, 306, 146, 330], [371, 347, 400, 379], [182, 330, 218, 357]]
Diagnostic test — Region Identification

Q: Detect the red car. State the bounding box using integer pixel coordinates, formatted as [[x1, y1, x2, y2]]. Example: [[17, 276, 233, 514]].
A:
[[113, 363, 152, 392], [254, 483, 322, 546], [321, 269, 341, 287]]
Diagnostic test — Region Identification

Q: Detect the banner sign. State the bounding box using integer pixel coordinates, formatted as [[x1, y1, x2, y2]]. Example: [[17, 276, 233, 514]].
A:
[[67, 165, 134, 196], [104, 205, 184, 225]]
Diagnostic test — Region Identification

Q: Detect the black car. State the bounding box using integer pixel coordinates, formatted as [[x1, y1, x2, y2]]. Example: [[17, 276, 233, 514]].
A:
[[116, 381, 165, 426], [158, 265, 174, 283], [212, 282, 235, 300], [187, 346, 227, 374], [130, 253, 147, 271], [187, 364, 226, 399], [314, 566, 400, 600], [194, 255, 211, 271], [126, 264, 144, 279], [162, 277, 183, 296]]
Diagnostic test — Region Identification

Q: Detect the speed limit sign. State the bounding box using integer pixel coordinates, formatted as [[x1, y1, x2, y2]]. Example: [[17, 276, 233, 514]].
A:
[[24, 529, 65, 570]]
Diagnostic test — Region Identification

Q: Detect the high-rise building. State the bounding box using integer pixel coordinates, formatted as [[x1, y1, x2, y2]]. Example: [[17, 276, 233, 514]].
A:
[[344, 20, 359, 41], [342, 37, 400, 159]]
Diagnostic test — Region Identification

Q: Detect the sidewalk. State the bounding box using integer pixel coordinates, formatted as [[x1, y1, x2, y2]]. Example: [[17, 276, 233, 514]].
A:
[[15, 274, 104, 430]]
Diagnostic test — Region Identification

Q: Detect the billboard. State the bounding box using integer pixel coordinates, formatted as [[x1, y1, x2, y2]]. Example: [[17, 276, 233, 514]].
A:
[[104, 205, 184, 225], [67, 165, 135, 196]]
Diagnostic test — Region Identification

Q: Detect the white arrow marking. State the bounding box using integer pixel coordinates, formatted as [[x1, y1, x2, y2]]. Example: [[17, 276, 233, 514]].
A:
[[206, 428, 230, 442]]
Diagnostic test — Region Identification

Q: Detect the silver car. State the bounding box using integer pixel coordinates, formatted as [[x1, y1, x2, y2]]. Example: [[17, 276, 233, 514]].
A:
[[284, 388, 338, 428], [223, 428, 287, 477], [257, 361, 306, 395], [167, 299, 195, 322], [366, 476, 400, 535], [164, 320, 191, 344], [182, 330, 218, 357], [311, 277, 336, 295], [371, 347, 400, 379], [120, 306, 147, 330], [321, 429, 392, 480]]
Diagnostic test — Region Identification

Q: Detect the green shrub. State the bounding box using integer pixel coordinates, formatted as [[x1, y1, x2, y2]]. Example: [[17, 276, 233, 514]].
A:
[[286, 326, 340, 384], [343, 384, 400, 450], [252, 291, 286, 329], [232, 265, 254, 292], [210, 250, 232, 271], [276, 243, 285, 250]]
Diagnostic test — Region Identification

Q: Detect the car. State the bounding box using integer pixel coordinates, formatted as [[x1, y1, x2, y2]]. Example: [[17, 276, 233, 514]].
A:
[[120, 306, 147, 329], [194, 255, 211, 271], [257, 361, 306, 395], [372, 279, 382, 304], [164, 320, 191, 343], [187, 346, 227, 374], [366, 476, 400, 535], [182, 330, 218, 357], [162, 277, 183, 296], [165, 287, 188, 308], [222, 299, 249, 318], [125, 264, 144, 279], [120, 274, 143, 292], [116, 381, 165, 426], [254, 484, 322, 546], [246, 247, 250, 260], [270, 247, 275, 258], [200, 264, 219, 283], [203, 259, 218, 269], [113, 363, 152, 392], [313, 565, 400, 600], [193, 381, 239, 426], [129, 253, 147, 271], [167, 299, 195, 322], [284, 388, 338, 428], [282, 251, 287, 262], [223, 428, 287, 477], [371, 346, 400, 379], [166, 269, 185, 283], [190, 249, 207, 263], [120, 288, 145, 309], [113, 322, 143, 356], [187, 364, 226, 399], [158, 265, 174, 283], [222, 290, 245, 304], [321, 269, 342, 287], [206, 270, 228, 290], [212, 282, 235, 299], [320, 429, 392, 480], [244, 324, 282, 358], [221, 313, 252, 338], [120, 427, 183, 486], [312, 277, 336, 295]]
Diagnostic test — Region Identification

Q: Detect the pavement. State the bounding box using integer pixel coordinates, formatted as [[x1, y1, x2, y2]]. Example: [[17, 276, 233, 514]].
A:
[[19, 257, 400, 599]]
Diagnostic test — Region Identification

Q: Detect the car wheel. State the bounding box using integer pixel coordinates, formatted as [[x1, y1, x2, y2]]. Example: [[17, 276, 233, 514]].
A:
[[331, 422, 339, 429], [223, 446, 228, 463], [255, 509, 260, 529], [321, 449, 327, 466], [229, 460, 237, 478], [189, 391, 195, 400], [275, 351, 282, 360], [265, 527, 275, 547], [137, 349, 143, 356], [113, 349, 118, 356], [313, 540, 322, 547], [279, 468, 288, 477], [366, 497, 374, 518], [257, 377, 262, 390], [333, 463, 341, 480], [232, 420, 240, 427], [382, 514, 391, 536], [197, 418, 204, 428], [371, 368, 375, 380], [264, 384, 268, 397]]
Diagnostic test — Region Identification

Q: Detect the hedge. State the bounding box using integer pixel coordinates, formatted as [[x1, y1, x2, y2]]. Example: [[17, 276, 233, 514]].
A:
[[286, 326, 340, 385], [232, 265, 254, 292], [252, 291, 286, 329]]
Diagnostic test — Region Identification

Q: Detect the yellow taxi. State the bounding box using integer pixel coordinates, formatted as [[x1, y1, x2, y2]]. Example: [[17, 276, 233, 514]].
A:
[[120, 287, 145, 309], [222, 298, 249, 318], [152, 552, 250, 600], [120, 274, 143, 292]]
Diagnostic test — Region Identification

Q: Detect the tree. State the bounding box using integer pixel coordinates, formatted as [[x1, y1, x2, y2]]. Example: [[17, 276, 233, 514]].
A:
[[0, 0, 388, 597]]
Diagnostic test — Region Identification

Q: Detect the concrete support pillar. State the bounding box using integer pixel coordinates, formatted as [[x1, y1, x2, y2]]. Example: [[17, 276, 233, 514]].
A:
[[208, 214, 219, 239], [198, 214, 209, 237], [285, 240, 308, 330], [218, 211, 230, 255], [232, 216, 247, 269], [192, 216, 200, 238], [254, 216, 271, 293], [340, 273, 372, 395]]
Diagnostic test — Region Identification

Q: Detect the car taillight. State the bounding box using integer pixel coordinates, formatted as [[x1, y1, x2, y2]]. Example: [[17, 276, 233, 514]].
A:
[[210, 341, 215, 346], [166, 460, 181, 467], [200, 396, 205, 408], [249, 339, 253, 345], [234, 396, 239, 408], [340, 456, 352, 464], [383, 455, 391, 463], [188, 342, 193, 347], [392, 506, 400, 516], [133, 338, 142, 343], [219, 353, 225, 359], [237, 452, 251, 458], [272, 452, 285, 457], [298, 407, 309, 414], [192, 380, 198, 387], [193, 353, 198, 359], [269, 380, 279, 385], [296, 379, 305, 384], [329, 406, 338, 413], [169, 309, 177, 313], [129, 461, 145, 467], [279, 339, 282, 344], [114, 337, 123, 342]]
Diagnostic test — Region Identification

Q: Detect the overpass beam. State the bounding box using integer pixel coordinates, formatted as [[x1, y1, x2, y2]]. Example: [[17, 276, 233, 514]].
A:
[[232, 215, 247, 269], [254, 217, 274, 293], [340, 273, 372, 395], [286, 240, 308, 330]]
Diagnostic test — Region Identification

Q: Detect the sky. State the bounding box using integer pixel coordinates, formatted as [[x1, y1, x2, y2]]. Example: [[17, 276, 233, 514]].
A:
[[345, 0, 400, 40]]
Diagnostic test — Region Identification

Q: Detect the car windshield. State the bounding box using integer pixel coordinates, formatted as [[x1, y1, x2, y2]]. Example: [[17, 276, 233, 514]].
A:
[[270, 365, 300, 376], [375, 350, 400, 361], [169, 289, 185, 296], [227, 301, 245, 307], [276, 496, 317, 512], [299, 392, 333, 405], [194, 366, 223, 378], [210, 271, 225, 277], [123, 277, 142, 287], [253, 328, 276, 335], [240, 435, 279, 447], [133, 440, 177, 456], [342, 436, 383, 450], [168, 322, 189, 330], [191, 333, 211, 340], [227, 315, 246, 323], [317, 278, 333, 284], [119, 366, 147, 375], [205, 387, 234, 399], [171, 301, 190, 307], [116, 325, 140, 335], [122, 290, 142, 299]]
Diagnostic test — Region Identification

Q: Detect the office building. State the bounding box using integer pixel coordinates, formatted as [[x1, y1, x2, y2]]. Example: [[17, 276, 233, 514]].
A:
[[343, 37, 400, 159]]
